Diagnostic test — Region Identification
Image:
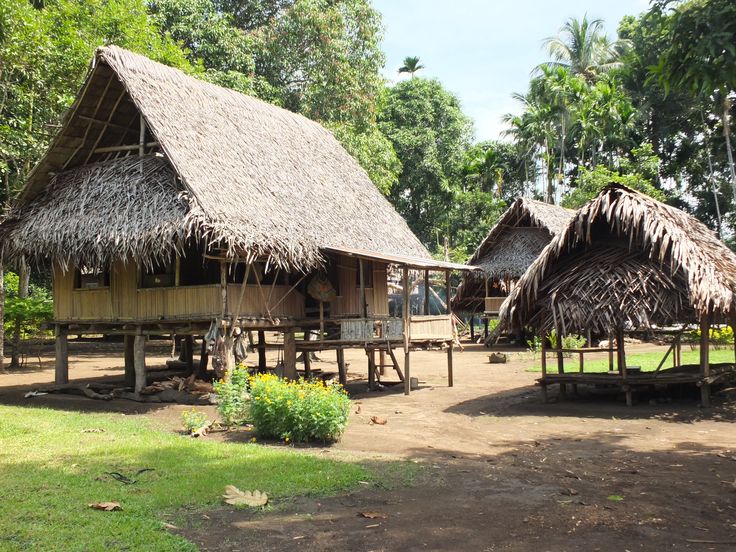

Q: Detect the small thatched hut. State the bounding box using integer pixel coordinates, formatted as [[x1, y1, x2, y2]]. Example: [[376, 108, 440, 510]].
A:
[[0, 46, 470, 394], [500, 183, 736, 406]]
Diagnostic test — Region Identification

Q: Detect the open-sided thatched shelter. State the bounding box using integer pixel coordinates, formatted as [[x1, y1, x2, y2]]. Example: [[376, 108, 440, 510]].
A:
[[452, 198, 574, 315], [0, 46, 472, 394], [500, 183, 736, 406]]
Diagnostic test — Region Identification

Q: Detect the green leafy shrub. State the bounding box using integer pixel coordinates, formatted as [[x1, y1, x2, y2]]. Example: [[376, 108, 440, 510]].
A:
[[688, 325, 734, 350], [4, 271, 53, 338], [547, 329, 587, 357], [181, 409, 209, 433], [249, 374, 351, 443], [212, 365, 251, 426]]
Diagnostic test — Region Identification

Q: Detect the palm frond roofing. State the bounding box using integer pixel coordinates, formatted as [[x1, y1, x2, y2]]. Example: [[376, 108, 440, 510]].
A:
[[2, 46, 430, 270], [500, 184, 736, 332]]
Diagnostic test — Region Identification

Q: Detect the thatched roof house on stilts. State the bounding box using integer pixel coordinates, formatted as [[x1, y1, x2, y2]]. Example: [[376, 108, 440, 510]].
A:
[[0, 46, 472, 395], [499, 184, 736, 407], [451, 198, 573, 342]]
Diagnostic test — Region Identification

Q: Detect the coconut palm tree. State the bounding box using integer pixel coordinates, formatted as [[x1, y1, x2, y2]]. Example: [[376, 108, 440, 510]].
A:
[[398, 56, 424, 78], [541, 15, 629, 81]]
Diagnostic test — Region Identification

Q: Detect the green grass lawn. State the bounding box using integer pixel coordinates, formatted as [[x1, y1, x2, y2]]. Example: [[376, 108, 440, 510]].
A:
[[525, 347, 735, 373], [0, 405, 371, 551]]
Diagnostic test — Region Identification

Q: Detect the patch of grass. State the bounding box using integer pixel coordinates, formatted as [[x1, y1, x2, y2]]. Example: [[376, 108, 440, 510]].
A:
[[0, 405, 370, 551], [525, 347, 734, 373]]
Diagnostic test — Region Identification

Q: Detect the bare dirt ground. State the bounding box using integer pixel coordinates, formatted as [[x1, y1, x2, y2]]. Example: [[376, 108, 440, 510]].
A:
[[2, 339, 736, 551]]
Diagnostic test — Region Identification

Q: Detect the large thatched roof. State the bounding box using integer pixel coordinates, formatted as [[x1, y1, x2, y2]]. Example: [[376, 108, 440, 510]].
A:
[[2, 46, 430, 270], [451, 198, 574, 311], [500, 184, 736, 333]]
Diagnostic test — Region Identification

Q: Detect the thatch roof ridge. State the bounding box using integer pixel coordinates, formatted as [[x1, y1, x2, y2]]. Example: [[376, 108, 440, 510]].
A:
[[3, 45, 430, 270], [500, 183, 736, 331]]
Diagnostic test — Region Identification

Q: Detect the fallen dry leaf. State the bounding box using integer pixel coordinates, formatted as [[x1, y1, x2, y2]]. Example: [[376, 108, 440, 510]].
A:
[[223, 485, 268, 507], [88, 502, 122, 511], [359, 511, 388, 519], [369, 416, 387, 425], [80, 428, 105, 433]]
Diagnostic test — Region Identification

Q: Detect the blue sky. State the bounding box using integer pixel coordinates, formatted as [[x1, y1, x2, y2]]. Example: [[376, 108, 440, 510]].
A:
[[373, 0, 651, 141]]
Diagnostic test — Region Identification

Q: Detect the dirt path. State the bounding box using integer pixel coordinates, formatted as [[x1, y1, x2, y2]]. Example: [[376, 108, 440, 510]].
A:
[[2, 340, 736, 550]]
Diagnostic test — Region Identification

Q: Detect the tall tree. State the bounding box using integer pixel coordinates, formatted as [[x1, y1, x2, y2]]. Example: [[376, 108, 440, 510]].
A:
[[378, 78, 473, 247]]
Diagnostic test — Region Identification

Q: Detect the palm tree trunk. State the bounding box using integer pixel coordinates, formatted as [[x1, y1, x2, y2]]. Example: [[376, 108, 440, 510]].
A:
[[721, 95, 736, 206]]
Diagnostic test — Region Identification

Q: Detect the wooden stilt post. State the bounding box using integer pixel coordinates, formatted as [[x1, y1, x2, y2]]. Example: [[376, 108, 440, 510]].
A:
[[555, 326, 566, 398], [367, 348, 376, 389], [608, 332, 614, 372], [124, 334, 135, 386], [196, 338, 209, 379], [54, 324, 69, 385], [540, 336, 548, 402], [402, 266, 411, 396], [424, 269, 430, 315], [379, 350, 386, 376], [616, 326, 631, 406], [359, 258, 367, 318], [258, 330, 267, 373], [700, 314, 711, 408], [183, 335, 194, 374], [303, 331, 311, 378], [470, 315, 475, 341], [446, 269, 453, 387], [133, 328, 146, 394], [336, 348, 346, 386], [283, 329, 297, 380]]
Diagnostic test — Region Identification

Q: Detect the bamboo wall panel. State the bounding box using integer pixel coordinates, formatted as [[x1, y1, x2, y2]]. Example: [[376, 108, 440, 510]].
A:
[[71, 289, 114, 320], [53, 265, 74, 320], [371, 264, 389, 315], [137, 285, 221, 320], [331, 257, 389, 316], [410, 315, 453, 340], [112, 260, 138, 320], [226, 284, 305, 318]]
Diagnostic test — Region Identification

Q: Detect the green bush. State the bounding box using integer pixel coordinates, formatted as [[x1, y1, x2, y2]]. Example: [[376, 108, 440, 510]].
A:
[[212, 365, 250, 426], [547, 329, 587, 357], [181, 409, 209, 433], [4, 271, 53, 338], [249, 374, 351, 443]]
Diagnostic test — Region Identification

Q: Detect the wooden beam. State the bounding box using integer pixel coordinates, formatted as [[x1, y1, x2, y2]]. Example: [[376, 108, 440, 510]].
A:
[[303, 331, 311, 378], [446, 269, 453, 387], [424, 269, 430, 315], [540, 338, 548, 402], [54, 324, 69, 385], [336, 348, 347, 386], [258, 330, 267, 373], [402, 266, 411, 395], [196, 338, 209, 379], [92, 141, 159, 154]]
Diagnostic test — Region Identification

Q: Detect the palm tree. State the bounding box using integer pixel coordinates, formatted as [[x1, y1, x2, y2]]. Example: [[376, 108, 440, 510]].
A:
[[541, 15, 629, 81], [398, 56, 424, 78]]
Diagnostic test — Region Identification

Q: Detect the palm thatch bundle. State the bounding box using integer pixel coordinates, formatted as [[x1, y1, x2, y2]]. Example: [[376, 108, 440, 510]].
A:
[[452, 198, 574, 311], [1, 46, 429, 271], [500, 184, 736, 333]]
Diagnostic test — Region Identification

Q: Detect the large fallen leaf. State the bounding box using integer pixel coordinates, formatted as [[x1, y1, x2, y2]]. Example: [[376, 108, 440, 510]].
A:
[[88, 502, 122, 511], [369, 416, 387, 425], [223, 485, 268, 507]]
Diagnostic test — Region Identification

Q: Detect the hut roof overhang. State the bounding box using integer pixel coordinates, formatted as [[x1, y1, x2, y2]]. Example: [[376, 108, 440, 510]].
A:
[[1, 46, 431, 272], [499, 184, 736, 333]]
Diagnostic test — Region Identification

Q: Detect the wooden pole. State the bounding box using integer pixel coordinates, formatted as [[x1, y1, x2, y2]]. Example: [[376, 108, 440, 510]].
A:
[[303, 331, 311, 378], [359, 258, 367, 318], [283, 329, 297, 380], [402, 266, 411, 395], [336, 348, 347, 386], [367, 348, 376, 390], [124, 334, 135, 386], [540, 337, 548, 402], [220, 261, 227, 317], [424, 269, 430, 315], [700, 314, 711, 408], [183, 335, 194, 374], [555, 326, 566, 398], [54, 324, 69, 385], [446, 269, 453, 387], [470, 315, 475, 341], [616, 326, 631, 406], [134, 328, 146, 394], [196, 338, 209, 379], [608, 332, 614, 372], [258, 330, 267, 373]]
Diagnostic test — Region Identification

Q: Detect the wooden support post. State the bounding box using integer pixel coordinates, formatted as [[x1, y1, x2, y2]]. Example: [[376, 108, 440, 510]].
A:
[[555, 327, 566, 398], [540, 338, 548, 402], [608, 332, 614, 372], [470, 315, 475, 341], [258, 330, 267, 373], [424, 269, 430, 315], [446, 269, 453, 387], [196, 338, 209, 379], [54, 324, 69, 385], [283, 329, 297, 380], [134, 328, 146, 394], [367, 349, 376, 389], [183, 335, 194, 374], [220, 261, 227, 317], [447, 344, 454, 388], [303, 331, 311, 378], [336, 348, 346, 386], [700, 314, 711, 408], [124, 334, 135, 386], [616, 326, 631, 406], [379, 350, 386, 376], [402, 266, 411, 395], [359, 258, 367, 318], [484, 318, 489, 340]]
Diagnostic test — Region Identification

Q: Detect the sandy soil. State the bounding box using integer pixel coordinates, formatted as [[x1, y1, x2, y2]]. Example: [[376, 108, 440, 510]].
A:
[[2, 339, 736, 551]]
